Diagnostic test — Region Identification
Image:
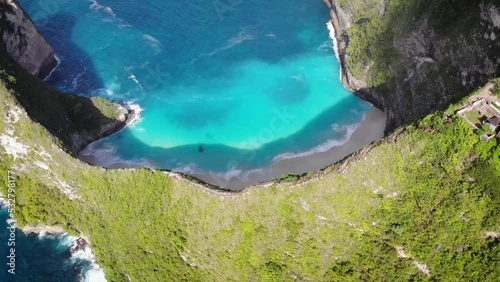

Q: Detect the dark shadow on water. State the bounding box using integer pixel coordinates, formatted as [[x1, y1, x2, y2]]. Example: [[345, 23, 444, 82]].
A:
[[12, 1, 375, 189], [98, 95, 369, 173], [0, 12, 123, 154], [35, 13, 105, 95]]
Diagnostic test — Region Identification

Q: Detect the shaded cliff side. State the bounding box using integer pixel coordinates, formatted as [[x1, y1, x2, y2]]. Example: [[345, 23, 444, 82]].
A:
[[0, 49, 134, 154], [325, 0, 500, 131], [0, 0, 134, 154], [0, 0, 57, 78]]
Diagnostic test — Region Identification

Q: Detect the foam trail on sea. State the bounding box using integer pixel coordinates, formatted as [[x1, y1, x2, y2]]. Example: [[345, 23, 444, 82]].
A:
[[142, 34, 162, 54], [43, 55, 61, 81], [72, 67, 87, 91], [89, 0, 116, 18], [191, 26, 257, 63]]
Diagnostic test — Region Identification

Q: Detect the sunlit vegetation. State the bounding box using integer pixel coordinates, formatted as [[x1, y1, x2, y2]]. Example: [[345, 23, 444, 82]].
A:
[[1, 77, 499, 280]]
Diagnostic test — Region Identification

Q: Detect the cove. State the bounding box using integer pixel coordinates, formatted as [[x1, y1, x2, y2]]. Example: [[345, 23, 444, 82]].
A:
[[0, 206, 105, 282], [20, 0, 385, 189]]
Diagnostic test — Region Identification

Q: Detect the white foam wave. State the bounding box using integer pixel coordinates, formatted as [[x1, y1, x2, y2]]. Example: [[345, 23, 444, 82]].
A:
[[142, 34, 162, 54], [173, 163, 197, 174], [89, 0, 116, 18], [90, 88, 115, 98], [35, 230, 59, 240], [124, 66, 144, 90], [43, 54, 61, 81], [331, 123, 346, 132], [317, 41, 332, 52], [326, 21, 340, 61], [68, 237, 107, 282], [0, 205, 106, 282], [203, 166, 244, 182], [123, 101, 144, 127], [222, 166, 243, 180], [272, 123, 359, 162], [241, 167, 269, 181], [118, 23, 132, 29], [80, 141, 155, 169], [82, 265, 107, 282], [128, 74, 143, 88], [266, 33, 276, 39], [58, 234, 76, 246], [350, 108, 362, 116]]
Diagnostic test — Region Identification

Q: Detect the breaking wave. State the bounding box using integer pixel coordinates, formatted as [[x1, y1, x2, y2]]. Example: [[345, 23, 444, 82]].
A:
[[272, 123, 359, 162]]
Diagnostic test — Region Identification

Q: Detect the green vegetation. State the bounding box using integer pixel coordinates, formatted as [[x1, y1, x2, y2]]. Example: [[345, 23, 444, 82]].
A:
[[1, 78, 499, 280], [493, 85, 500, 97], [90, 96, 122, 120], [464, 110, 481, 125], [334, 0, 500, 132], [343, 0, 481, 88], [0, 49, 126, 154]]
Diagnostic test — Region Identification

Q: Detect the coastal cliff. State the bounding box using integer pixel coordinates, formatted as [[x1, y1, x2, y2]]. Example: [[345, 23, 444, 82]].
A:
[[0, 0, 133, 154], [0, 0, 57, 79], [0, 1, 499, 281], [325, 0, 500, 130]]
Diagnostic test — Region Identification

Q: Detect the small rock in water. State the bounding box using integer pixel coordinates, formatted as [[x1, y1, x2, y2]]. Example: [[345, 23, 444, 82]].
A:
[[70, 237, 88, 254], [198, 145, 204, 153]]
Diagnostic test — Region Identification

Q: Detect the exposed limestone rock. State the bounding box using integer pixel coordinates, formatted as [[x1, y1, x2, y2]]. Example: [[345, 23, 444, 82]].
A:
[[0, 0, 57, 78], [325, 0, 500, 131]]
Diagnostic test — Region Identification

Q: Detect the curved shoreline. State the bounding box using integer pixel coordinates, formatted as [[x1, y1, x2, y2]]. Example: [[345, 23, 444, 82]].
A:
[[76, 0, 388, 191], [194, 107, 386, 190], [79, 107, 386, 190]]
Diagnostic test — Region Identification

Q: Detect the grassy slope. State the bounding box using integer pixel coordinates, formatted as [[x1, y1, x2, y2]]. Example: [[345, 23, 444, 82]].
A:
[[1, 76, 499, 281]]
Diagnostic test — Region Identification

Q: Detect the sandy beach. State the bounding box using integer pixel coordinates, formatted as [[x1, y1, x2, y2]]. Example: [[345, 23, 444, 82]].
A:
[[193, 107, 387, 190], [79, 107, 387, 191]]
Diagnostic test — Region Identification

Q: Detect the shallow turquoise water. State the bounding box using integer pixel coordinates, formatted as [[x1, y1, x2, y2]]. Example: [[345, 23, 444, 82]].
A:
[[21, 0, 372, 177]]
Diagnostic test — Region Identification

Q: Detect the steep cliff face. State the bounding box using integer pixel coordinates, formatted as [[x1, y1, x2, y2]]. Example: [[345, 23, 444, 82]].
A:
[[0, 1, 133, 154], [0, 0, 57, 78], [325, 0, 500, 130]]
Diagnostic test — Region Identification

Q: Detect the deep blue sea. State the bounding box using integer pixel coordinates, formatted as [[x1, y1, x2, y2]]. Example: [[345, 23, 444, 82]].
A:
[[0, 206, 105, 282], [20, 0, 372, 180]]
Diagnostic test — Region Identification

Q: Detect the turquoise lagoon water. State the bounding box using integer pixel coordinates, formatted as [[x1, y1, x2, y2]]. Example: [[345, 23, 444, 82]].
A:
[[20, 0, 372, 180]]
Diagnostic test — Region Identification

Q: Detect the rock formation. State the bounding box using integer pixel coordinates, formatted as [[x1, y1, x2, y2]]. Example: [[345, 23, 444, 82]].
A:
[[0, 0, 57, 79], [325, 0, 500, 130]]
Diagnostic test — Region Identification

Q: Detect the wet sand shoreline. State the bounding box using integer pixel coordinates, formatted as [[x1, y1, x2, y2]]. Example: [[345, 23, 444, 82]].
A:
[[78, 107, 387, 191]]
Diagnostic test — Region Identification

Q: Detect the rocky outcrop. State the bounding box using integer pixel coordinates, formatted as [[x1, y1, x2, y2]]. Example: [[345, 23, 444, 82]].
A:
[[0, 0, 57, 79], [70, 102, 136, 153], [324, 0, 500, 131], [0, 0, 135, 155]]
